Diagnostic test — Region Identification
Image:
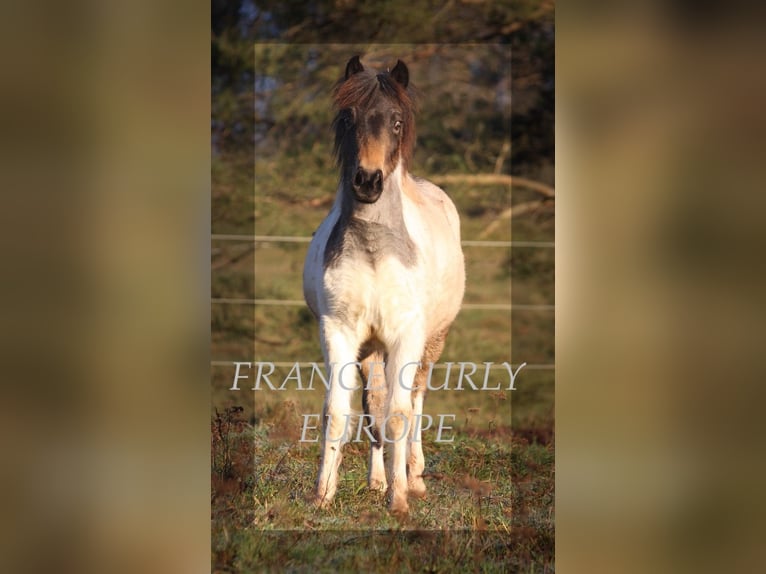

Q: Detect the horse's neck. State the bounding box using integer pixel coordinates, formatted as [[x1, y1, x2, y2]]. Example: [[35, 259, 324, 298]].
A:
[[340, 169, 409, 230], [329, 167, 416, 265]]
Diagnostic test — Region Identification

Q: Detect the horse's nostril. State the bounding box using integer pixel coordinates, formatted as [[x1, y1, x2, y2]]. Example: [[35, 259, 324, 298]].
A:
[[373, 170, 382, 184], [353, 171, 364, 187]]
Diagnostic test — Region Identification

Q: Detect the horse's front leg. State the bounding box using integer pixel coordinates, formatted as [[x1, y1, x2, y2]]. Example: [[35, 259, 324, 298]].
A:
[[384, 335, 425, 516], [315, 319, 359, 507]]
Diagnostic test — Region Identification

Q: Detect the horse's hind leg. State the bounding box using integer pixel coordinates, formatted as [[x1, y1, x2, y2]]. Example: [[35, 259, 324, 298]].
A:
[[359, 344, 388, 492], [408, 328, 449, 499]]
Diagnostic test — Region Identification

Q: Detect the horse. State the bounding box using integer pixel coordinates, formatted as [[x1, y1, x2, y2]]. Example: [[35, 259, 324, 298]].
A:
[[302, 55, 465, 516]]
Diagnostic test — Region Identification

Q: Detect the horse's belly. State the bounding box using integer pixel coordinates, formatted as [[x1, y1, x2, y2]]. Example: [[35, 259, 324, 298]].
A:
[[406, 216, 465, 332], [423, 263, 465, 333]]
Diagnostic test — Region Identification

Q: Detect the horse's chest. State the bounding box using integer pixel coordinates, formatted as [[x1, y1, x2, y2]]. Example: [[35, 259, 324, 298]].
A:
[[325, 217, 416, 270], [324, 256, 420, 326]]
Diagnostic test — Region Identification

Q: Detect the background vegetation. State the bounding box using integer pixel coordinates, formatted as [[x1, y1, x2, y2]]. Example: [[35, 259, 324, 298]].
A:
[[211, 2, 554, 572]]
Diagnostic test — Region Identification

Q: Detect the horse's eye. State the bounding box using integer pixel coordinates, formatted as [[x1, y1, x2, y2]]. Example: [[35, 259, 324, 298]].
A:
[[393, 120, 402, 134]]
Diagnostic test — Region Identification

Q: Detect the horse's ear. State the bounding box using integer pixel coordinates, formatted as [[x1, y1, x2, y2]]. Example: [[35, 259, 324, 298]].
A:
[[390, 60, 409, 88], [345, 55, 364, 79]]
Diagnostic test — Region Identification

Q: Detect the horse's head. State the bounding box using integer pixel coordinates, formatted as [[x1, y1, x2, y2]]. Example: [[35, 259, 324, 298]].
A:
[[333, 56, 416, 204]]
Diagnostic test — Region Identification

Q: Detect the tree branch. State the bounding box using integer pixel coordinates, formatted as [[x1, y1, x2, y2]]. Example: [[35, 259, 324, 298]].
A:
[[430, 174, 554, 198], [477, 200, 550, 239]]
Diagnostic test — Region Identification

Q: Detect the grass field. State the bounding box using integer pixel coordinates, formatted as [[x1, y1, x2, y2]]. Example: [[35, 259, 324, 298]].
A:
[[212, 128, 554, 570], [212, 403, 553, 572]]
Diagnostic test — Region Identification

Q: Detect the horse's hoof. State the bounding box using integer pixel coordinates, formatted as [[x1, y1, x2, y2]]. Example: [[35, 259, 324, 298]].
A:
[[369, 478, 388, 492], [408, 485, 427, 499], [390, 504, 409, 518], [408, 477, 427, 498], [312, 494, 332, 509], [389, 496, 409, 517]]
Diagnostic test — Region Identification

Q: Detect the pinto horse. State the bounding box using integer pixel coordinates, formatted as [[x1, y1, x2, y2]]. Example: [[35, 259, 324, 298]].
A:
[[302, 56, 465, 516]]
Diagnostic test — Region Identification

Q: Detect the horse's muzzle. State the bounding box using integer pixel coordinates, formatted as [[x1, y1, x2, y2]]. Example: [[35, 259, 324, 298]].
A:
[[352, 168, 383, 203]]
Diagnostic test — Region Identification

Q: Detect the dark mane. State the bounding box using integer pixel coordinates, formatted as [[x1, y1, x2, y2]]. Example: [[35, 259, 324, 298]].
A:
[[331, 68, 418, 173]]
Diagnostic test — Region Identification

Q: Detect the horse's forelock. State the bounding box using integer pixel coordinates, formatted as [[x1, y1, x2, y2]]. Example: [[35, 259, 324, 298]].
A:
[[332, 68, 417, 171], [334, 70, 416, 115]]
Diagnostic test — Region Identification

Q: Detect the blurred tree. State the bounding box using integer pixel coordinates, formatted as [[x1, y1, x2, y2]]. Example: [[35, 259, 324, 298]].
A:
[[211, 0, 554, 178]]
